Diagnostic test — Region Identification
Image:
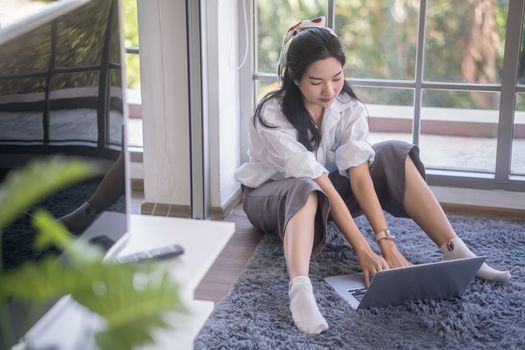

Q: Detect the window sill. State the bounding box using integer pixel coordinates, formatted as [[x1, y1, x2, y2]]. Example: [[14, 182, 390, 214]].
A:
[[432, 185, 525, 219]]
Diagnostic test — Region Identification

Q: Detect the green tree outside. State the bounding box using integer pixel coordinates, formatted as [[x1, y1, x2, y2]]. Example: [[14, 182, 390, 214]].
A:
[[256, 0, 510, 109], [122, 0, 140, 90]]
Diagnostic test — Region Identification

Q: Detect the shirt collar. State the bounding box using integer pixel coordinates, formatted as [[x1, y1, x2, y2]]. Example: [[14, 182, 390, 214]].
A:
[[322, 93, 352, 133], [330, 93, 353, 113]]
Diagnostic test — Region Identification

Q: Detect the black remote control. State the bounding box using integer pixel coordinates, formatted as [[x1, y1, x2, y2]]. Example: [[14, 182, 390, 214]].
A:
[[114, 244, 184, 264]]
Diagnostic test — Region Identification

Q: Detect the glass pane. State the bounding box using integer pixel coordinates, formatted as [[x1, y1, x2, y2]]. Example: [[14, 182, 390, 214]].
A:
[[0, 77, 46, 96], [352, 86, 413, 144], [127, 117, 143, 147], [518, 10, 525, 85], [425, 0, 508, 83], [49, 72, 99, 142], [55, 0, 112, 68], [0, 24, 51, 74], [49, 71, 99, 91], [511, 94, 525, 175], [111, 69, 123, 88], [109, 68, 124, 146], [0, 111, 44, 141], [110, 1, 122, 65], [108, 109, 124, 145], [335, 0, 419, 80], [256, 0, 328, 73], [420, 89, 499, 172], [122, 0, 140, 48], [255, 80, 281, 102], [125, 54, 141, 89]]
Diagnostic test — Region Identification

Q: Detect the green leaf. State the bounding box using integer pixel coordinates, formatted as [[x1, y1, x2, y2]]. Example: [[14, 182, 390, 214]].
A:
[[0, 156, 99, 231], [0, 257, 83, 304], [32, 209, 75, 251], [71, 265, 184, 350], [31, 209, 104, 267], [0, 156, 184, 349], [0, 258, 184, 349]]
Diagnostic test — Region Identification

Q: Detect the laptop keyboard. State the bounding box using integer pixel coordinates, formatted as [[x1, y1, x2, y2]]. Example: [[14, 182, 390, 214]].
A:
[[348, 288, 367, 301]]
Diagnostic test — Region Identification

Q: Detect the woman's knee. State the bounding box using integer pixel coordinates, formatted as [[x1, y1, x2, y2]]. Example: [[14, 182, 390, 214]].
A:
[[288, 177, 320, 200], [286, 178, 320, 216], [370, 140, 413, 176], [373, 140, 411, 163]]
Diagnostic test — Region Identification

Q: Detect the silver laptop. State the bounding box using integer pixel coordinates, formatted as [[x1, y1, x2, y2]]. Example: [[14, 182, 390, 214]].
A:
[[324, 257, 485, 310]]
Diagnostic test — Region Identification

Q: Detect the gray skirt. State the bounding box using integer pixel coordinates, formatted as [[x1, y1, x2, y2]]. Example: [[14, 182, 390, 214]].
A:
[[242, 140, 426, 257]]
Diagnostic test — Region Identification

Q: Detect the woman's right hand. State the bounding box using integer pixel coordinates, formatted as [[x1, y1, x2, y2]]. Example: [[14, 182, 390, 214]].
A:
[[356, 245, 390, 288]]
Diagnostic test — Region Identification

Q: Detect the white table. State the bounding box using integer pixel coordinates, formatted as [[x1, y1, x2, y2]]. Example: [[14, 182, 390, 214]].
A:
[[20, 213, 235, 350]]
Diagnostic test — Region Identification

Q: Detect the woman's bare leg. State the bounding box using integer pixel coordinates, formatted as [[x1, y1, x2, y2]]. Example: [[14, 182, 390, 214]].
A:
[[403, 156, 510, 281], [403, 156, 456, 246], [284, 192, 328, 334], [283, 192, 317, 278]]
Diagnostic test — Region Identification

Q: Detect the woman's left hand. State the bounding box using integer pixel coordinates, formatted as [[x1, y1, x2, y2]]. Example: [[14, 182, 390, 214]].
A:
[[379, 241, 412, 268]]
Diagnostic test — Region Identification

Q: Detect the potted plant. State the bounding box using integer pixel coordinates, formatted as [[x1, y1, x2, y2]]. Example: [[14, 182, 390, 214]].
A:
[[0, 157, 184, 349]]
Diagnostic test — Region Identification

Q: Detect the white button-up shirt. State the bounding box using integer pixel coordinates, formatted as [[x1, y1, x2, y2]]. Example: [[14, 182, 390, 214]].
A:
[[235, 93, 375, 188]]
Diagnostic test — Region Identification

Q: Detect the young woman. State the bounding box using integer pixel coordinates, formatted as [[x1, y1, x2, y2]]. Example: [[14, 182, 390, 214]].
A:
[[234, 17, 510, 335]]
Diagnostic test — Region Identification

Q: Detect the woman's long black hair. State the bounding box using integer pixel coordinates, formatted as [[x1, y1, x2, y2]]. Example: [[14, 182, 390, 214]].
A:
[[254, 27, 357, 151]]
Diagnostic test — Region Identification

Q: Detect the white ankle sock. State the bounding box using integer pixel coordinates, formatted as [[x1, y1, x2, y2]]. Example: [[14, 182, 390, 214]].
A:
[[440, 237, 511, 282], [288, 276, 328, 334]]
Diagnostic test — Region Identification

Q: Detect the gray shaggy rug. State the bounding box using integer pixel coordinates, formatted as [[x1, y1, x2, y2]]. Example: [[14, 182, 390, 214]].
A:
[[194, 214, 525, 349]]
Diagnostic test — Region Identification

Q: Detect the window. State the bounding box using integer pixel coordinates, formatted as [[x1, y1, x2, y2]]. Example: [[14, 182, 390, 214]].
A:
[[122, 0, 143, 149], [251, 0, 525, 191]]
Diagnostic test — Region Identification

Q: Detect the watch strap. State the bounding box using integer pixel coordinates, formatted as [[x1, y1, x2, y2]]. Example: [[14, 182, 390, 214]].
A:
[[375, 229, 395, 242]]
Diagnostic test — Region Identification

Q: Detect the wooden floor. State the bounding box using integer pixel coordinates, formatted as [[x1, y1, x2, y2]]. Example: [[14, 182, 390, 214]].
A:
[[131, 191, 263, 303], [194, 204, 262, 302]]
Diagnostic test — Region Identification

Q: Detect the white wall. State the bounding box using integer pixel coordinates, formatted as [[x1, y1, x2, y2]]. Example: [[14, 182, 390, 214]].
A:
[[137, 0, 191, 207], [206, 0, 241, 208], [137, 0, 241, 213]]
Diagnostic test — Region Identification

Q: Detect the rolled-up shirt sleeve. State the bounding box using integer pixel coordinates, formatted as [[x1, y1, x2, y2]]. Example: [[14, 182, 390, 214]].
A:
[[335, 101, 375, 176], [257, 126, 328, 179]]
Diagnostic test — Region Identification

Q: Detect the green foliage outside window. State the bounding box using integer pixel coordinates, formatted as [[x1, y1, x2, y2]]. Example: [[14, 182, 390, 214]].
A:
[[256, 0, 510, 109], [122, 0, 141, 90], [256, 0, 327, 74]]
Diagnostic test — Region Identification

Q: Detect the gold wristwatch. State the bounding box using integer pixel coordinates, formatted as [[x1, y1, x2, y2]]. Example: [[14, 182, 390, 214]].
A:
[[375, 229, 395, 242]]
